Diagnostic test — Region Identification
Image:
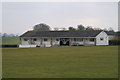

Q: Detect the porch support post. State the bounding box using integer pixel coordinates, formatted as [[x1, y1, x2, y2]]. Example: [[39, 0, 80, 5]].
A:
[[83, 38, 85, 46], [41, 38, 42, 46], [20, 37, 21, 45], [69, 38, 71, 46], [28, 38, 31, 45], [51, 38, 53, 46], [94, 38, 96, 46], [30, 38, 32, 45]]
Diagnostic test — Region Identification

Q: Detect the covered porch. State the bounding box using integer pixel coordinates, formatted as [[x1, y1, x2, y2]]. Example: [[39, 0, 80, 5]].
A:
[[70, 38, 96, 46], [20, 37, 96, 47]]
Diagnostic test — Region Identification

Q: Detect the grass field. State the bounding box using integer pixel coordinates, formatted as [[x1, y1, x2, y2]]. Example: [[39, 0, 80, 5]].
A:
[[1, 37, 19, 45], [2, 46, 118, 78]]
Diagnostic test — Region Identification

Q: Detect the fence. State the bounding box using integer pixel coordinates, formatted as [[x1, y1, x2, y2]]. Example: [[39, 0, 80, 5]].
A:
[[0, 45, 18, 48]]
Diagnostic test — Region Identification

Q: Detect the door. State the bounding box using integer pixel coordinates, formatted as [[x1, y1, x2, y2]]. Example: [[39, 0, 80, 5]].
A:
[[60, 38, 69, 46]]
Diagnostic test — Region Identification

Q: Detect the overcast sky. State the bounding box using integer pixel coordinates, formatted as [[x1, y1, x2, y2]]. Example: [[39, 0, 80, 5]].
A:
[[1, 1, 118, 34]]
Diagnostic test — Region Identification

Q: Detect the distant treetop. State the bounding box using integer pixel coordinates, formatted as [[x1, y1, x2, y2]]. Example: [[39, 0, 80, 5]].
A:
[[33, 23, 50, 31]]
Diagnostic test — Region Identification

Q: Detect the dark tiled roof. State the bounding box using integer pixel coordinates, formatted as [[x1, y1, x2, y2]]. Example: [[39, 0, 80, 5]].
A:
[[104, 31, 116, 35], [20, 30, 103, 37], [116, 32, 120, 36]]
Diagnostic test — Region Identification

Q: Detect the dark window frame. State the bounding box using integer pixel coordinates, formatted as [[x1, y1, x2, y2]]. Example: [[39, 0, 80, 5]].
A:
[[74, 38, 83, 41], [56, 38, 59, 41], [79, 38, 83, 41], [90, 38, 94, 42], [33, 38, 37, 41], [24, 38, 28, 41], [74, 38, 77, 41], [100, 38, 104, 41], [44, 38, 48, 41]]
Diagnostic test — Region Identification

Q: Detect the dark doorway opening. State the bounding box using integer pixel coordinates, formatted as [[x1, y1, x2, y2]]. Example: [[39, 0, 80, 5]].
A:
[[60, 38, 69, 46]]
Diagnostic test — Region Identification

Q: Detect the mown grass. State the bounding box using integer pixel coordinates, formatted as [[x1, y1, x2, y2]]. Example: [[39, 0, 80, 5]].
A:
[[2, 46, 118, 78], [1, 37, 19, 45]]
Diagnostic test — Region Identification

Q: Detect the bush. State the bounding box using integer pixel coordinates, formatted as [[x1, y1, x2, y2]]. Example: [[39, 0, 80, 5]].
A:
[[109, 40, 120, 45]]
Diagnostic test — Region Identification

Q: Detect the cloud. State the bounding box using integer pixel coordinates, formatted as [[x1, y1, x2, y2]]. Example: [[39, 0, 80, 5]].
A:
[[1, 0, 119, 2]]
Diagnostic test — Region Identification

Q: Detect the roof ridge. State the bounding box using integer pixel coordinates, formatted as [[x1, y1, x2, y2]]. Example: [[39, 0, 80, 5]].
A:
[[27, 30, 103, 32]]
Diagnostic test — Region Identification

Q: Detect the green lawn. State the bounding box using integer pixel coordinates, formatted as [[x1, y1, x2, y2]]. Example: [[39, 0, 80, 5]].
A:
[[1, 37, 19, 45], [2, 46, 118, 78]]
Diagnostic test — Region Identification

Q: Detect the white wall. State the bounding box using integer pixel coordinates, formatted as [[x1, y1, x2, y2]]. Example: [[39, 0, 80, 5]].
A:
[[84, 38, 95, 45], [96, 31, 109, 45], [70, 38, 84, 45], [19, 45, 36, 48], [21, 38, 29, 45], [21, 37, 52, 47], [51, 38, 60, 46], [42, 38, 51, 47], [34, 38, 41, 46], [41, 38, 60, 47], [70, 38, 95, 45], [21, 37, 41, 45]]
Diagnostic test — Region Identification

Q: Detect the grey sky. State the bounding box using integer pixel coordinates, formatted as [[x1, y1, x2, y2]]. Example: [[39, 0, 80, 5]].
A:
[[2, 2, 118, 34]]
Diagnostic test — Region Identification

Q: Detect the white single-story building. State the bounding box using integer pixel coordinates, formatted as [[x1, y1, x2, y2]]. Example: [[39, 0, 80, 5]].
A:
[[19, 30, 109, 47]]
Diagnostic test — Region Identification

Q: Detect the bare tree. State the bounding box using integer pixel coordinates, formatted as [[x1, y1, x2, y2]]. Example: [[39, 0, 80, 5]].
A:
[[94, 27, 102, 30], [62, 28, 67, 31], [54, 28, 59, 31], [108, 27, 114, 32], [2, 33, 8, 37], [103, 28, 108, 31]]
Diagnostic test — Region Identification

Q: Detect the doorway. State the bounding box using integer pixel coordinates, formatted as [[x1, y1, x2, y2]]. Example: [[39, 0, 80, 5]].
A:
[[60, 38, 69, 46]]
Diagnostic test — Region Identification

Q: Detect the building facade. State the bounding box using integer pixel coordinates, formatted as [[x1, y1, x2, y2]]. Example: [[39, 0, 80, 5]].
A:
[[19, 30, 109, 47]]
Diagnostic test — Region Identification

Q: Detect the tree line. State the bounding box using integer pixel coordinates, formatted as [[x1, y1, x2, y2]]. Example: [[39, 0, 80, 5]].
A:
[[33, 23, 115, 32], [1, 23, 116, 37], [0, 33, 19, 37]]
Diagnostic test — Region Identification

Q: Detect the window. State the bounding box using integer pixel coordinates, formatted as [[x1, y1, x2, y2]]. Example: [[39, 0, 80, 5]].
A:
[[74, 38, 77, 41], [33, 38, 37, 41], [56, 38, 59, 41], [74, 38, 83, 41], [100, 38, 104, 41], [44, 38, 48, 41], [90, 38, 94, 42], [24, 38, 28, 41], [79, 38, 83, 41]]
